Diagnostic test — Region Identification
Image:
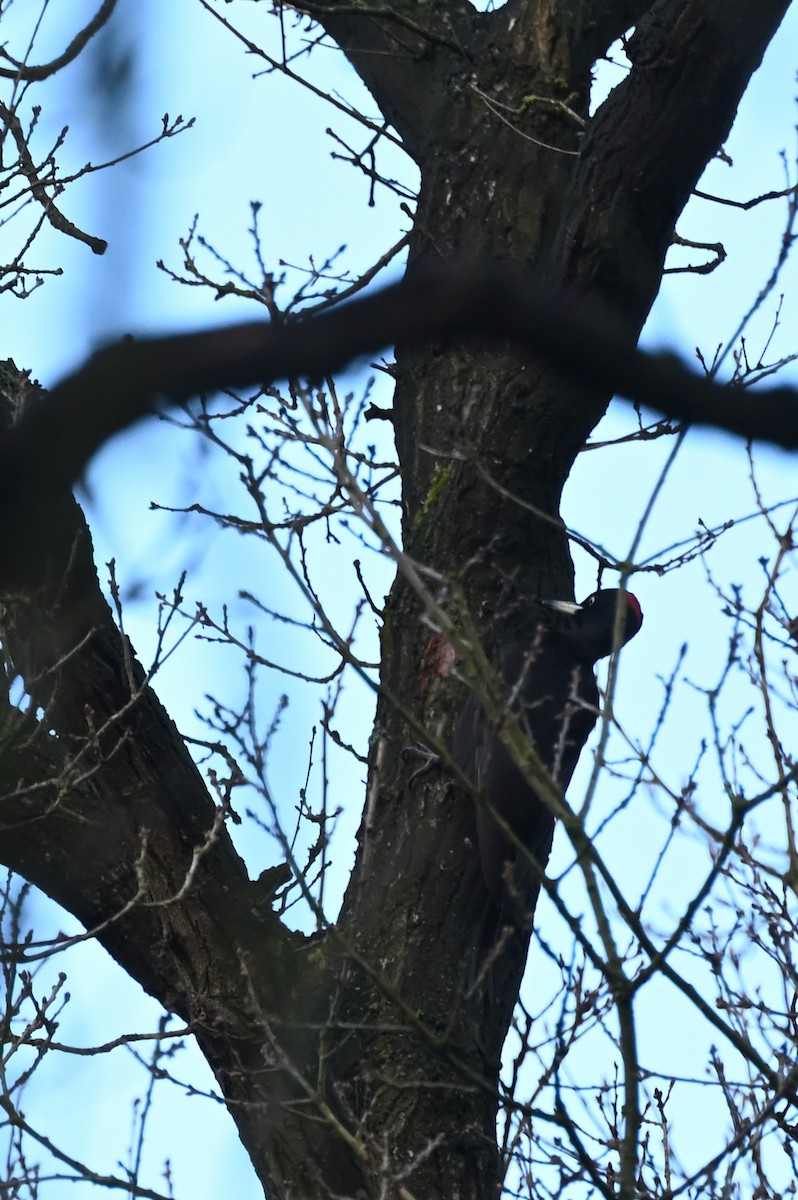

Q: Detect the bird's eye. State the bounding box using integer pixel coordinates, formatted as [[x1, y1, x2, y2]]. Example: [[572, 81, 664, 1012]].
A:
[[584, 594, 595, 606]]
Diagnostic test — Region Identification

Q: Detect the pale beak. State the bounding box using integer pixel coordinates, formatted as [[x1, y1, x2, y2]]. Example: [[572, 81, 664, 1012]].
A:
[[540, 599, 582, 614]]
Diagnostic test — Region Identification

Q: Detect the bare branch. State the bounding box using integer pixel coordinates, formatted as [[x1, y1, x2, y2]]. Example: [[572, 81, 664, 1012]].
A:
[[0, 0, 119, 82], [0, 102, 108, 255], [2, 262, 798, 586]]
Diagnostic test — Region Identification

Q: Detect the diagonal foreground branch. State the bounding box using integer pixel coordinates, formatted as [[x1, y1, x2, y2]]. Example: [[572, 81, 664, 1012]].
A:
[[1, 263, 796, 586]]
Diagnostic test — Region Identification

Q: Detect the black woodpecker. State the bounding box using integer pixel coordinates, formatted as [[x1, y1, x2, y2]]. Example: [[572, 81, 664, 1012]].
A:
[[453, 588, 643, 915]]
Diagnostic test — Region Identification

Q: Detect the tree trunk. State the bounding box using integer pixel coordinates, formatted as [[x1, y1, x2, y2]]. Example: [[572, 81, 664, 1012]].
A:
[[0, 2, 791, 1197]]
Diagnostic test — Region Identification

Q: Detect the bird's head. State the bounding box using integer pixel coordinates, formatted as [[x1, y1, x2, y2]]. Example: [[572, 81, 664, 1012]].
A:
[[542, 588, 643, 662]]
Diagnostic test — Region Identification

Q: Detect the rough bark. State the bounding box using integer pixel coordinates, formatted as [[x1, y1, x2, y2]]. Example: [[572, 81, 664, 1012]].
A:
[[0, 1, 792, 1198], [318, 1, 791, 1195]]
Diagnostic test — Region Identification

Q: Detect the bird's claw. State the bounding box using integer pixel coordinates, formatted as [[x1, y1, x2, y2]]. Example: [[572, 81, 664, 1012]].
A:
[[401, 742, 441, 785]]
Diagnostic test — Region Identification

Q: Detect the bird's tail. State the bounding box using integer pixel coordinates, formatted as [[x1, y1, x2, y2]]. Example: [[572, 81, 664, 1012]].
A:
[[467, 865, 539, 1001]]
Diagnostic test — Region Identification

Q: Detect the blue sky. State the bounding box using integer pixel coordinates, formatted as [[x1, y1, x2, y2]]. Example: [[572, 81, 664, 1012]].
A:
[[2, 1, 798, 1196]]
